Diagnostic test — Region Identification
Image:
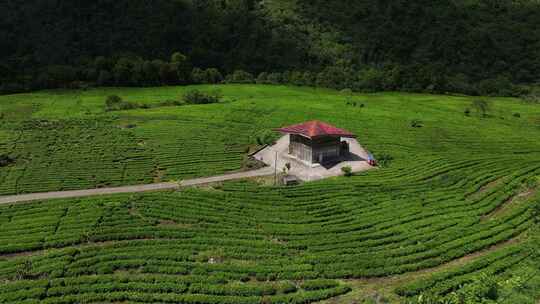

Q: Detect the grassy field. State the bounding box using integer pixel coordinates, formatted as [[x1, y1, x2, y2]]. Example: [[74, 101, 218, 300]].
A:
[[0, 84, 539, 303]]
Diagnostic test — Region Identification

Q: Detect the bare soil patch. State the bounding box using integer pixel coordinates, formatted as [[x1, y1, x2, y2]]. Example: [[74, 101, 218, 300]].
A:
[[482, 188, 537, 221], [467, 177, 505, 200]]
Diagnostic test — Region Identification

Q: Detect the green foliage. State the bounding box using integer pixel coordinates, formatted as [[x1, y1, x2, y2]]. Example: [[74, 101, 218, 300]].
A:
[[1, 85, 540, 303], [266, 73, 283, 84], [533, 200, 540, 224], [356, 67, 386, 92], [410, 119, 424, 128], [256, 72, 269, 84], [105, 95, 138, 111], [300, 279, 339, 291], [255, 130, 276, 146], [0, 154, 15, 167], [182, 90, 222, 105], [226, 70, 255, 84], [521, 88, 540, 104], [1, 1, 540, 96], [376, 154, 394, 168], [192, 68, 223, 84], [477, 76, 514, 97], [341, 166, 353, 177], [471, 100, 491, 117], [191, 68, 206, 84]]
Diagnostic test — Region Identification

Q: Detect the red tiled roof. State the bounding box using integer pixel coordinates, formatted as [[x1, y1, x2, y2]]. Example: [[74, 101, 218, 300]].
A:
[[275, 120, 356, 139]]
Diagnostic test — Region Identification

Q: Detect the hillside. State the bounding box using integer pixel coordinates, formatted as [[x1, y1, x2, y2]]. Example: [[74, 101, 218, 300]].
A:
[[1, 0, 539, 95], [0, 85, 539, 303]]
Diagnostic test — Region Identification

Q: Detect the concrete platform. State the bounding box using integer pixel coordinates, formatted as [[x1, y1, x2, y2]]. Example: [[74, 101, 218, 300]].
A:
[[253, 136, 374, 181]]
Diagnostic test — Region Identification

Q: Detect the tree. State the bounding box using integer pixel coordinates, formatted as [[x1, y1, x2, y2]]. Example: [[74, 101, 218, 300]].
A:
[[226, 70, 254, 83], [356, 67, 385, 92], [290, 71, 304, 86], [170, 52, 191, 84], [267, 73, 282, 84], [113, 58, 134, 86], [256, 72, 268, 84], [141, 60, 161, 85], [159, 63, 177, 85], [191, 67, 206, 84], [205, 68, 223, 84], [97, 70, 112, 86], [477, 76, 514, 96]]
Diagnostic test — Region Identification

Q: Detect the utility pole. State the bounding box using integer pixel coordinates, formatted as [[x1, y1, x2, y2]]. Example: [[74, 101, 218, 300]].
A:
[[274, 150, 278, 185]]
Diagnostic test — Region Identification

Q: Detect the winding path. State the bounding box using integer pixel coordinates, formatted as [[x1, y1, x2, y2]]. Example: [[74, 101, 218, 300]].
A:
[[0, 167, 274, 205]]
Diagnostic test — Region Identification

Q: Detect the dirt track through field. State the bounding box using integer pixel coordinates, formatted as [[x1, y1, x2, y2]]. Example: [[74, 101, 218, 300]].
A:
[[0, 167, 274, 205]]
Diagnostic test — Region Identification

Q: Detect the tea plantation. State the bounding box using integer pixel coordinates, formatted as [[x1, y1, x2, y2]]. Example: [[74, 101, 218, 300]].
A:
[[0, 85, 539, 303]]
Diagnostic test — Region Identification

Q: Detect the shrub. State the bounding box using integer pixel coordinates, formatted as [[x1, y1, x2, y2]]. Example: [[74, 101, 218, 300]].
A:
[[376, 154, 393, 168], [341, 166, 353, 177], [105, 95, 138, 111], [182, 89, 222, 104], [471, 100, 490, 117], [521, 89, 540, 104]]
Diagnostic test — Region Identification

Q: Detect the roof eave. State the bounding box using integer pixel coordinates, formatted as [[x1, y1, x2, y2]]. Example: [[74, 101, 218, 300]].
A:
[[275, 129, 356, 139]]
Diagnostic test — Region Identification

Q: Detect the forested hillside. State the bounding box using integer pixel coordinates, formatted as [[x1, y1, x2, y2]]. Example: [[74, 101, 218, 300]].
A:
[[1, 0, 539, 95]]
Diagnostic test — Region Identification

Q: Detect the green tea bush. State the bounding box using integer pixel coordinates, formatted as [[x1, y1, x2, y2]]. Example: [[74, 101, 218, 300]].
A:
[[0, 154, 15, 167], [301, 279, 339, 291], [410, 119, 424, 128]]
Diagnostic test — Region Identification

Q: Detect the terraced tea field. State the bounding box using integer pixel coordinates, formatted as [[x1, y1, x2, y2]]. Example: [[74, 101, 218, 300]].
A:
[[0, 85, 540, 303]]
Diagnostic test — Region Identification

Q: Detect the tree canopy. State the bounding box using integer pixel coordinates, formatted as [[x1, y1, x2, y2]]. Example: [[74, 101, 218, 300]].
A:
[[1, 0, 539, 95]]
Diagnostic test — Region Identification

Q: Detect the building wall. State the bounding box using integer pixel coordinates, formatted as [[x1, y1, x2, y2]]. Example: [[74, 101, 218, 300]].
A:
[[289, 134, 312, 162], [313, 145, 340, 163], [289, 134, 341, 163]]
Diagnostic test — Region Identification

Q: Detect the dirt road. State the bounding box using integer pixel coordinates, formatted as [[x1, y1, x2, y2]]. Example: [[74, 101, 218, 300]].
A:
[[0, 167, 274, 205]]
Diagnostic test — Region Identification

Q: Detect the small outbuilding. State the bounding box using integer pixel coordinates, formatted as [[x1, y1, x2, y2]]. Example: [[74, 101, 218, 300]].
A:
[[276, 120, 356, 165], [253, 120, 373, 181]]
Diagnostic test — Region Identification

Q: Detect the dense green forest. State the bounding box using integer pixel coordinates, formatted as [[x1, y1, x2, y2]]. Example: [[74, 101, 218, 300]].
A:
[[1, 0, 539, 95]]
